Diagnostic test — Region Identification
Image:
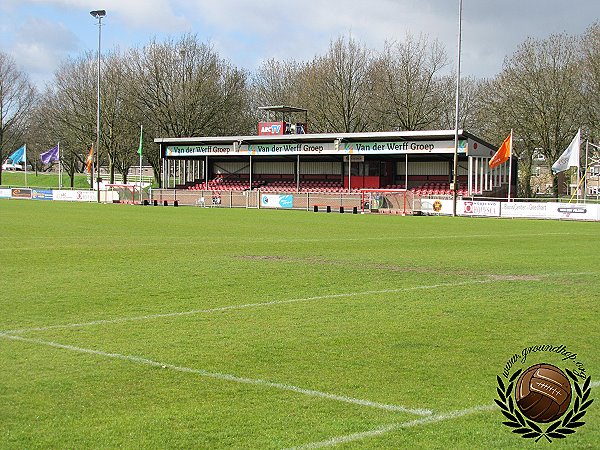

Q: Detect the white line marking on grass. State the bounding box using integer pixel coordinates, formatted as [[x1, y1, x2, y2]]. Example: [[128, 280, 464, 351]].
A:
[[4, 271, 594, 335], [0, 332, 432, 416], [3, 279, 496, 334], [291, 381, 600, 449], [273, 232, 589, 244], [1, 232, 591, 251], [288, 404, 497, 449]]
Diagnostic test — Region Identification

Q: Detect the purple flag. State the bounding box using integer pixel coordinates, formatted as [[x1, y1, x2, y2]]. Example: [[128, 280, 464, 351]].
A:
[[40, 145, 59, 164]]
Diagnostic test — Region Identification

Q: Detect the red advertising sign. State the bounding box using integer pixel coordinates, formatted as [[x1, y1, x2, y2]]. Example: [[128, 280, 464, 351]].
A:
[[258, 122, 285, 135]]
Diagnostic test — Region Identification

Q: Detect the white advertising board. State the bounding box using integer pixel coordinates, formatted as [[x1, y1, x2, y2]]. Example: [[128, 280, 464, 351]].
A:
[[501, 202, 600, 221], [458, 200, 501, 217], [53, 190, 97, 202], [420, 198, 454, 215], [420, 199, 501, 217], [260, 194, 293, 209]]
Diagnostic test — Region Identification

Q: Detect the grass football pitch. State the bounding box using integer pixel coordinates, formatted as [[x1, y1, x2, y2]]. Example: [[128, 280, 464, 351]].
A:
[[0, 200, 598, 449]]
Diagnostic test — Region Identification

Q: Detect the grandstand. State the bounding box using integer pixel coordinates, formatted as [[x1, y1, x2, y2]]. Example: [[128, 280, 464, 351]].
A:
[[154, 128, 514, 207]]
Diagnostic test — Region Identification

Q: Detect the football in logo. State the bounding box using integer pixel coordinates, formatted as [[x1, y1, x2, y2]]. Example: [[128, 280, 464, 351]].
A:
[[515, 364, 571, 423], [433, 200, 442, 212]]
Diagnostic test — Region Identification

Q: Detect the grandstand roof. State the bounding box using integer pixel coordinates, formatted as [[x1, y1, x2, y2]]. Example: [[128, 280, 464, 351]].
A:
[[257, 105, 308, 114], [155, 129, 491, 146], [154, 129, 498, 158]]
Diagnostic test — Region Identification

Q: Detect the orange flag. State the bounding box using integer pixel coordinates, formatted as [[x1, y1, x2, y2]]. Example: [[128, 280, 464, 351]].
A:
[[86, 146, 94, 173], [489, 133, 511, 169]]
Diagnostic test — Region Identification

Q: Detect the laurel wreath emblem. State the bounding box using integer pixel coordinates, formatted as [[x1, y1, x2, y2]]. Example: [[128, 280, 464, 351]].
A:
[[495, 368, 594, 442]]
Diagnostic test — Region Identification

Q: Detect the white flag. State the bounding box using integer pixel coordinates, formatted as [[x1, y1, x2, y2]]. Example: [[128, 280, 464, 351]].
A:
[[552, 130, 581, 174]]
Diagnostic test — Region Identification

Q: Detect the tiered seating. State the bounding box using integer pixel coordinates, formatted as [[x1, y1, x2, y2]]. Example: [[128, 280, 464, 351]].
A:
[[261, 180, 297, 192], [300, 181, 345, 193], [187, 177, 261, 191], [187, 177, 353, 192], [397, 182, 474, 196], [261, 180, 348, 192]]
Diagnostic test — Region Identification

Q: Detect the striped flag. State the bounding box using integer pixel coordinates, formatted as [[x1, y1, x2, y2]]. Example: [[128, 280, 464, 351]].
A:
[[86, 146, 94, 173]]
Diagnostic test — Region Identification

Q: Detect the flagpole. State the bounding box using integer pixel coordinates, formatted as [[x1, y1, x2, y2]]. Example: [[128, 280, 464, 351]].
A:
[[507, 130, 512, 202], [576, 128, 581, 202], [451, 0, 463, 217], [584, 140, 589, 203], [58, 141, 62, 188], [24, 144, 27, 187], [139, 124, 143, 204]]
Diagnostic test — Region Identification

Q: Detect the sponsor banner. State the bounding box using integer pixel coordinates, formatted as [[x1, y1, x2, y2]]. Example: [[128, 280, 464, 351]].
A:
[[261, 194, 293, 209], [501, 202, 600, 221], [11, 188, 32, 199], [0, 188, 11, 198], [247, 142, 335, 155], [31, 189, 53, 200], [459, 200, 501, 217], [344, 140, 466, 155], [420, 198, 454, 215], [165, 139, 469, 157], [53, 190, 97, 202], [165, 145, 235, 157], [258, 121, 285, 135]]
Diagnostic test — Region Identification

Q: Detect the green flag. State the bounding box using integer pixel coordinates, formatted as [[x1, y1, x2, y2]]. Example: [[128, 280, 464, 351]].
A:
[[137, 125, 143, 156]]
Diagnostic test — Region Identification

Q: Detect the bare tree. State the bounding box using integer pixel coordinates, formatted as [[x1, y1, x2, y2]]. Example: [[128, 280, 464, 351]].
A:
[[374, 34, 449, 131], [438, 75, 485, 132], [0, 52, 36, 184], [125, 34, 251, 185], [300, 36, 376, 133], [479, 33, 583, 196], [29, 53, 99, 187], [581, 22, 600, 142], [101, 51, 141, 184], [251, 58, 302, 108]]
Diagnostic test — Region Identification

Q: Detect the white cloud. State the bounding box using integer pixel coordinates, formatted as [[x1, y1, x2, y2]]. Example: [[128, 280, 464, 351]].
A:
[[1, 0, 599, 88], [11, 0, 190, 32], [12, 18, 79, 77]]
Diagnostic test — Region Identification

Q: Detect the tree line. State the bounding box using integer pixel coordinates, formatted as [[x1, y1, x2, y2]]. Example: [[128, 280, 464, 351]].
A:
[[0, 24, 598, 195]]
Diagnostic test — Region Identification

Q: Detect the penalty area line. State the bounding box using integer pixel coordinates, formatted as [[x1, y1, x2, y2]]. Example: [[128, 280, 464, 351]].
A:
[[0, 332, 432, 417], [289, 380, 600, 449], [287, 404, 497, 449], [3, 279, 496, 334], [4, 271, 593, 335]]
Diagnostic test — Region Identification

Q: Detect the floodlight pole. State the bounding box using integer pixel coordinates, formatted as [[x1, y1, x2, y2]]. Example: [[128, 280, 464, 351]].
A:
[[91, 9, 106, 203], [451, 0, 463, 217]]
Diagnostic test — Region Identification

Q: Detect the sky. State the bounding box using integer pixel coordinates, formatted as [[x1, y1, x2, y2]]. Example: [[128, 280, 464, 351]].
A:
[[0, 0, 598, 89]]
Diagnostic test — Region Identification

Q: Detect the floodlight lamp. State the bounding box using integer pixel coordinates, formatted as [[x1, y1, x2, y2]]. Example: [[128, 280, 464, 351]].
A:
[[90, 10, 106, 19]]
